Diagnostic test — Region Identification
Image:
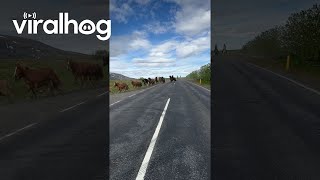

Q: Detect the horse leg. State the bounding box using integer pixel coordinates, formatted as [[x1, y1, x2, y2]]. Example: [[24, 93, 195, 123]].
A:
[[30, 87, 37, 99], [49, 81, 54, 96]]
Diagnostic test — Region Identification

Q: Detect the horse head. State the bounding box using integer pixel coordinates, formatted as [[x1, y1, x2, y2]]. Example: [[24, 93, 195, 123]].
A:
[[13, 62, 25, 81]]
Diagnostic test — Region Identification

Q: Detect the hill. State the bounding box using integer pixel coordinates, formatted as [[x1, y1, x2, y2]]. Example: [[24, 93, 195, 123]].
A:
[[109, 73, 133, 80], [0, 34, 91, 60]]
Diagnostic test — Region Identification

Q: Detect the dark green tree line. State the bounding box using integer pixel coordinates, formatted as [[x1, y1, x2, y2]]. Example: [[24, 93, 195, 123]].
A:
[[242, 4, 320, 63]]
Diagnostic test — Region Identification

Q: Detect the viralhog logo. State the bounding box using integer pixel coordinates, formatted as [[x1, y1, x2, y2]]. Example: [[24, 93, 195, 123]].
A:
[[12, 12, 111, 41]]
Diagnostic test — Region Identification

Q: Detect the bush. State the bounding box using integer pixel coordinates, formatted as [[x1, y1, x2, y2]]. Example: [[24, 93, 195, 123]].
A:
[[186, 63, 211, 84]]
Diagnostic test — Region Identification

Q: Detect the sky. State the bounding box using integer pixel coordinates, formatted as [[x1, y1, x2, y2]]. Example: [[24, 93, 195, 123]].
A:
[[1, 0, 109, 54], [109, 0, 211, 78], [213, 0, 319, 50]]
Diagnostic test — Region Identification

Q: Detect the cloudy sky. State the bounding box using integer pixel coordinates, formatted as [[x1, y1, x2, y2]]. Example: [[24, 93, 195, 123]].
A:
[[110, 0, 211, 78], [1, 0, 109, 54], [213, 0, 319, 50]]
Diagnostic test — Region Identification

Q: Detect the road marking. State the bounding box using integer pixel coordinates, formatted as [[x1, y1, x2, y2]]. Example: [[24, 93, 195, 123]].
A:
[[97, 91, 108, 97], [136, 98, 171, 180], [110, 100, 121, 106], [0, 123, 37, 142], [186, 81, 211, 92], [60, 101, 86, 112], [248, 63, 320, 96], [129, 93, 136, 97]]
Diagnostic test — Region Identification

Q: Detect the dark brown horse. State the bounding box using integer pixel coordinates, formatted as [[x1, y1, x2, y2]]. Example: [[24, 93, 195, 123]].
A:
[[14, 63, 61, 98], [67, 60, 103, 86]]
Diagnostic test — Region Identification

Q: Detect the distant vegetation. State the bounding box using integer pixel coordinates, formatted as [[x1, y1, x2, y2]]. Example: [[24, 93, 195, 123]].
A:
[[242, 4, 320, 65], [186, 63, 211, 85]]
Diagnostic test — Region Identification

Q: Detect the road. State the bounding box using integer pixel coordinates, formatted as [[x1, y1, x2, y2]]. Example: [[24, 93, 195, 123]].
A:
[[110, 80, 211, 180], [212, 55, 320, 179], [0, 88, 108, 180]]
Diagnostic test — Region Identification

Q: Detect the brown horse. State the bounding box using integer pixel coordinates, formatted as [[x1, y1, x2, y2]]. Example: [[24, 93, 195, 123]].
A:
[[114, 82, 129, 92], [148, 78, 155, 85], [159, 77, 165, 83], [131, 80, 142, 88], [14, 63, 61, 98], [67, 60, 103, 86]]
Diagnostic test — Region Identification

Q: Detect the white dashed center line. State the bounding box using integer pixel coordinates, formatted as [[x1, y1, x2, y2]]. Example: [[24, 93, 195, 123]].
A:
[[0, 123, 37, 142], [60, 101, 86, 112]]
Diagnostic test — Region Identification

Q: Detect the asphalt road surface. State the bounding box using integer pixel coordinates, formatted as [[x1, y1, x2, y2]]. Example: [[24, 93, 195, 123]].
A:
[[213, 55, 320, 179], [110, 80, 211, 180], [0, 88, 108, 180]]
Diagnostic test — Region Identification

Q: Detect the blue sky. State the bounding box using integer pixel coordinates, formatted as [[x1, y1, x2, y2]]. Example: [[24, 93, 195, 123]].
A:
[[110, 0, 211, 78]]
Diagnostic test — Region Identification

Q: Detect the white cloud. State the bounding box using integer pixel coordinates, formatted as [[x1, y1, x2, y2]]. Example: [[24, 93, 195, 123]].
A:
[[175, 8, 210, 35], [110, 30, 151, 57], [110, 1, 134, 23], [176, 32, 210, 58], [143, 21, 173, 34], [149, 40, 177, 56], [110, 0, 154, 23], [164, 0, 211, 36], [132, 57, 175, 67]]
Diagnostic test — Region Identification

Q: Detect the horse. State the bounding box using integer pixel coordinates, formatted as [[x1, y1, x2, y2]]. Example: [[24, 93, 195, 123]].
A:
[[114, 82, 129, 92], [131, 80, 142, 88], [169, 75, 176, 82], [148, 78, 155, 85], [87, 64, 103, 81], [67, 60, 103, 86], [159, 77, 165, 83], [14, 63, 61, 98], [142, 79, 149, 86]]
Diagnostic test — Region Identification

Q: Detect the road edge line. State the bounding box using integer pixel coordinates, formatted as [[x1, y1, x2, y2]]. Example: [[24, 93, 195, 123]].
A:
[[247, 62, 320, 96], [135, 98, 171, 180], [186, 80, 211, 92]]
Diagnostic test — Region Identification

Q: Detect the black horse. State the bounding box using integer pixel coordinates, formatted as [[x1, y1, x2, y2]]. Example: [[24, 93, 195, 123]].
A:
[[142, 78, 149, 85], [169, 75, 176, 82]]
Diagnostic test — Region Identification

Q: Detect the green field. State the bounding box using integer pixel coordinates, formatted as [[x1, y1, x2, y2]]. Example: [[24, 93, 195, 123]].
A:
[[0, 59, 107, 104]]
